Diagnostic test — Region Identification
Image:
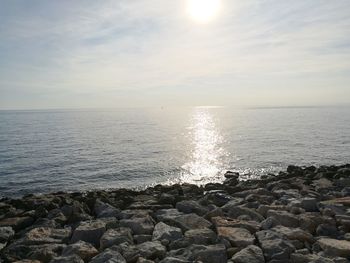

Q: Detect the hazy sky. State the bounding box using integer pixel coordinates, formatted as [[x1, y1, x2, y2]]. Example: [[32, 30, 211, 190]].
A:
[[1, 0, 350, 109]]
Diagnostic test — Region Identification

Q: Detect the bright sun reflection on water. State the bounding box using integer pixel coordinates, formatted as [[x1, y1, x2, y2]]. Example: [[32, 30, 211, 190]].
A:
[[181, 107, 228, 184]]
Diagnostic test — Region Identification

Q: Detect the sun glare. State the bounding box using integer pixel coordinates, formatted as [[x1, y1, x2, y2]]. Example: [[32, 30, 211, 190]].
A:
[[187, 0, 221, 23]]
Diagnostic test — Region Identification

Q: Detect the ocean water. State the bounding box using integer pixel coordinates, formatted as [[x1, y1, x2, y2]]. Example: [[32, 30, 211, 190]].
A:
[[0, 107, 349, 197]]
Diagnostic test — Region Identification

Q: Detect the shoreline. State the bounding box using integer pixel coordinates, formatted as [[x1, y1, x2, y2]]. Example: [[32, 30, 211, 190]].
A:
[[0, 164, 350, 262]]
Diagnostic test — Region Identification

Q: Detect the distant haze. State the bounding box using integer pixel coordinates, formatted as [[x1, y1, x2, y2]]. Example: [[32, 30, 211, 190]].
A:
[[1, 0, 350, 109]]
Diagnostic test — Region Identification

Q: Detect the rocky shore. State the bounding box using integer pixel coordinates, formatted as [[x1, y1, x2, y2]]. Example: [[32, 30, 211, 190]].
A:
[[1, 165, 350, 263]]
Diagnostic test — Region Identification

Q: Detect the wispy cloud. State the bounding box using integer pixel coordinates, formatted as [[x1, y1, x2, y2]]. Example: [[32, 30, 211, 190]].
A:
[[1, 0, 350, 109]]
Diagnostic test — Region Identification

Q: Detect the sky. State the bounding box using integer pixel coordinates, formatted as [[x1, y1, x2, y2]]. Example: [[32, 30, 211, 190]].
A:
[[0, 0, 350, 109]]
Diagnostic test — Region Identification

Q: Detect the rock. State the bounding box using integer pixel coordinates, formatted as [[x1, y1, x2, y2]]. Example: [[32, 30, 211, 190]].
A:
[[211, 217, 260, 233], [261, 217, 279, 230], [89, 246, 126, 263], [316, 224, 339, 238], [134, 235, 152, 244], [256, 230, 295, 261], [168, 213, 212, 232], [176, 201, 208, 216], [21, 227, 71, 245], [159, 194, 175, 205], [0, 217, 34, 231], [231, 245, 264, 263], [137, 241, 167, 260], [100, 228, 133, 249], [136, 257, 155, 263], [49, 255, 84, 263], [217, 227, 255, 247], [184, 228, 216, 245], [202, 191, 234, 207], [224, 206, 264, 222], [119, 216, 154, 235], [0, 226, 15, 242], [94, 199, 120, 218], [71, 220, 106, 247], [155, 209, 184, 222], [152, 222, 183, 243], [317, 238, 350, 257], [266, 210, 299, 227], [159, 257, 190, 263], [192, 244, 227, 263], [271, 226, 314, 243], [61, 240, 98, 261]]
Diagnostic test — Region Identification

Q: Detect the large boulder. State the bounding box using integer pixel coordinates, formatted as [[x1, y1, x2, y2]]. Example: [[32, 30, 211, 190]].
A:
[[49, 255, 84, 263], [184, 228, 216, 245], [152, 222, 183, 243], [0, 226, 15, 242], [61, 240, 98, 262], [94, 199, 120, 218], [176, 201, 208, 216], [317, 238, 350, 258], [211, 217, 260, 233], [100, 228, 133, 249], [231, 245, 264, 263], [256, 230, 295, 261], [224, 206, 264, 222], [266, 210, 299, 227], [167, 213, 212, 232], [21, 227, 71, 245], [217, 227, 255, 247], [119, 216, 154, 235], [0, 216, 34, 231], [71, 220, 106, 247], [89, 246, 126, 263], [271, 226, 314, 243]]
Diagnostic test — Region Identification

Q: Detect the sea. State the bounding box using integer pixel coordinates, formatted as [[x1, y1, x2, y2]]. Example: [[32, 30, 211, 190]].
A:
[[1, 106, 349, 197]]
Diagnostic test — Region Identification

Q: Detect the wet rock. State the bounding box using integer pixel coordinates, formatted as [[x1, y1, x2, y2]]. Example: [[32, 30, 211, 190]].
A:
[[94, 199, 120, 218], [71, 220, 106, 247], [0, 226, 15, 242], [231, 245, 264, 263], [152, 222, 183, 243], [119, 216, 154, 235], [89, 246, 126, 263], [100, 228, 133, 249], [225, 206, 264, 222], [176, 201, 208, 216], [217, 227, 255, 247], [266, 210, 299, 227], [184, 228, 216, 245], [211, 216, 261, 233], [61, 240, 98, 261], [256, 230, 295, 261], [168, 213, 212, 232], [0, 216, 34, 231], [49, 255, 84, 263], [317, 238, 350, 258]]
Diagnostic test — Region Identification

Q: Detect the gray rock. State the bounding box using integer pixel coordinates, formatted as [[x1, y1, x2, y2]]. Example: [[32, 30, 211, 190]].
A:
[[217, 227, 255, 247], [184, 228, 216, 245], [21, 227, 71, 245], [266, 210, 299, 227], [0, 226, 15, 243], [168, 213, 212, 232], [0, 216, 34, 231], [134, 235, 152, 244], [231, 245, 264, 263], [317, 238, 350, 258], [152, 222, 183, 242], [261, 217, 279, 230], [271, 225, 314, 243], [94, 199, 120, 218], [61, 240, 98, 261], [137, 241, 167, 260], [159, 257, 191, 263], [176, 201, 208, 216], [211, 217, 261, 233], [100, 228, 133, 249], [90, 246, 126, 263], [119, 216, 154, 235], [225, 206, 264, 222], [155, 209, 184, 222], [256, 230, 295, 261], [49, 255, 84, 263], [316, 224, 339, 238], [192, 244, 227, 263], [71, 220, 106, 247]]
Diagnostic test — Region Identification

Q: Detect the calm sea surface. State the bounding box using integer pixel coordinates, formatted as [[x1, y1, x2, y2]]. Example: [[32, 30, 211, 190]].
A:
[[1, 107, 349, 197]]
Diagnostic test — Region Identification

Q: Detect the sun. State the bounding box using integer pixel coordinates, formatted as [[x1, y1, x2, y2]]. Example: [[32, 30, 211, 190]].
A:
[[187, 0, 221, 23]]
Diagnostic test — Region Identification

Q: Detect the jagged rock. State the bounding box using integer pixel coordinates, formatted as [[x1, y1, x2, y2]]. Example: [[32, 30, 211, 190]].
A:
[[261, 217, 279, 230], [192, 244, 227, 263], [21, 227, 71, 245], [136, 257, 155, 263], [168, 213, 212, 232], [61, 240, 98, 261], [271, 225, 314, 243], [71, 220, 106, 247], [0, 226, 15, 242], [94, 199, 120, 218], [119, 216, 154, 235], [316, 224, 339, 238], [136, 241, 167, 260], [134, 235, 152, 244], [217, 227, 255, 247], [317, 238, 350, 257], [231, 245, 264, 263], [49, 255, 84, 263], [211, 217, 260, 233], [89, 246, 126, 263], [176, 201, 208, 216], [184, 228, 216, 245], [266, 210, 299, 227], [100, 228, 133, 249], [256, 230, 295, 261], [0, 217, 34, 231], [152, 222, 183, 242], [224, 206, 264, 222], [159, 257, 190, 263]]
